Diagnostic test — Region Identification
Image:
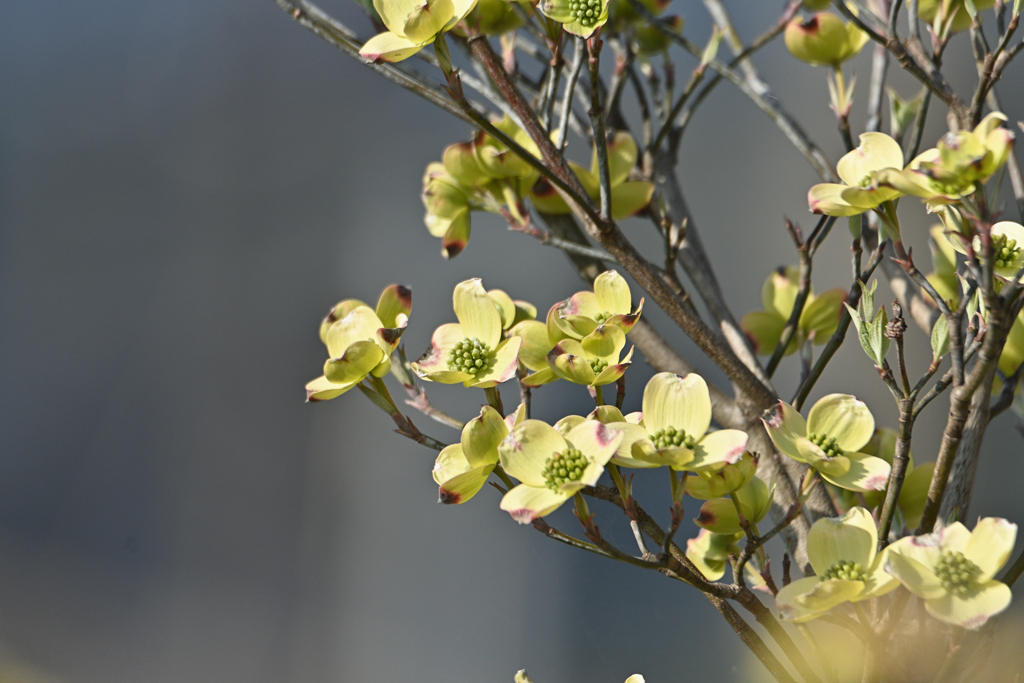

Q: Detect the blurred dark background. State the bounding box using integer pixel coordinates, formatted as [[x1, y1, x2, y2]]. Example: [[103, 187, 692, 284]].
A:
[[1, 2, 1022, 681]]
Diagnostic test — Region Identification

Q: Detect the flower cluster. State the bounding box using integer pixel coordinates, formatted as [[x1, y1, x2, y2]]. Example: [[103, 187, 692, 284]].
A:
[[778, 508, 1016, 630]]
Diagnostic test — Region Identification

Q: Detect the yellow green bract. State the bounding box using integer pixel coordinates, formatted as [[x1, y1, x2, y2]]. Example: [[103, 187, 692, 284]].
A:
[[784, 12, 868, 67], [306, 284, 412, 402], [741, 266, 846, 356], [433, 403, 526, 504], [776, 507, 898, 622], [529, 132, 654, 221], [886, 517, 1016, 629], [359, 0, 478, 63]]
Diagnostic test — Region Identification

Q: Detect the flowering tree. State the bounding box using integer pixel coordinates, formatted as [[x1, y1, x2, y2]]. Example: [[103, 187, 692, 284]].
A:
[[276, 0, 1024, 679]]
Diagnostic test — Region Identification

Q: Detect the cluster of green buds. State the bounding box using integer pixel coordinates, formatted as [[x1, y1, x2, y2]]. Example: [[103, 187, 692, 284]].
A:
[[530, 131, 655, 221], [741, 265, 846, 357], [538, 0, 609, 37], [359, 0, 478, 63], [422, 117, 541, 258]]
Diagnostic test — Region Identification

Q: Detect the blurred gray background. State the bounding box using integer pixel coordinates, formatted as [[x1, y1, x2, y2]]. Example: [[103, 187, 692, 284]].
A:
[[1, 1, 1023, 682]]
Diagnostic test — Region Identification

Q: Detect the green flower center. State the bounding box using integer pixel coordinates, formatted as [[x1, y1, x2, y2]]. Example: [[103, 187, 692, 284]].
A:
[[651, 426, 696, 450], [542, 448, 588, 491], [934, 550, 982, 596], [447, 337, 494, 376], [992, 234, 1021, 269], [808, 432, 843, 459], [593, 310, 613, 324], [589, 358, 609, 374], [568, 0, 602, 26], [858, 173, 874, 189], [821, 559, 867, 582]]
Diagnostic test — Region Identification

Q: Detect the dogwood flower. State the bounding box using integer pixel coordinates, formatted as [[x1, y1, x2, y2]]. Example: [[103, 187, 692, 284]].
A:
[[306, 284, 412, 402], [538, 0, 608, 37], [547, 270, 644, 341], [882, 112, 1014, 208], [433, 403, 525, 504], [499, 419, 622, 522], [808, 132, 904, 217], [359, 0, 477, 63], [546, 324, 634, 387], [412, 278, 522, 388], [631, 373, 749, 470], [886, 517, 1016, 629], [763, 395, 891, 492], [776, 507, 898, 622]]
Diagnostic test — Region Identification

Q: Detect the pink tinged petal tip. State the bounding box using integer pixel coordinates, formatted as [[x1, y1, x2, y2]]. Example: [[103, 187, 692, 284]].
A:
[[508, 508, 537, 524], [864, 474, 889, 491], [762, 401, 787, 429]]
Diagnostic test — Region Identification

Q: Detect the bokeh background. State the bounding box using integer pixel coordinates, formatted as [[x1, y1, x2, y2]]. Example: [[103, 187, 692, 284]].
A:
[[1, 1, 1023, 681]]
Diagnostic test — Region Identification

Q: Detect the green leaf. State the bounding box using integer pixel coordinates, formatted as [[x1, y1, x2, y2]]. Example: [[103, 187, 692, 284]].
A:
[[701, 26, 723, 68], [867, 307, 891, 367], [931, 316, 950, 360], [887, 87, 923, 139]]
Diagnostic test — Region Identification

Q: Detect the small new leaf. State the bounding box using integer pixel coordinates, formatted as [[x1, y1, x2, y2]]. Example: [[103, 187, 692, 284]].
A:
[[701, 27, 723, 68], [887, 87, 923, 139], [931, 316, 950, 360]]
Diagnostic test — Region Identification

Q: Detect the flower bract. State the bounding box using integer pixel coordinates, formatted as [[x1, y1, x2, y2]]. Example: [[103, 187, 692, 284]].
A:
[[529, 132, 654, 220], [784, 12, 868, 67], [359, 0, 478, 63], [306, 284, 412, 402], [741, 266, 846, 356], [433, 403, 526, 504]]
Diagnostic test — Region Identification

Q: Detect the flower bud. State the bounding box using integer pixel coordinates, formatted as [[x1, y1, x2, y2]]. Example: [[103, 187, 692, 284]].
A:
[[785, 13, 867, 67]]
